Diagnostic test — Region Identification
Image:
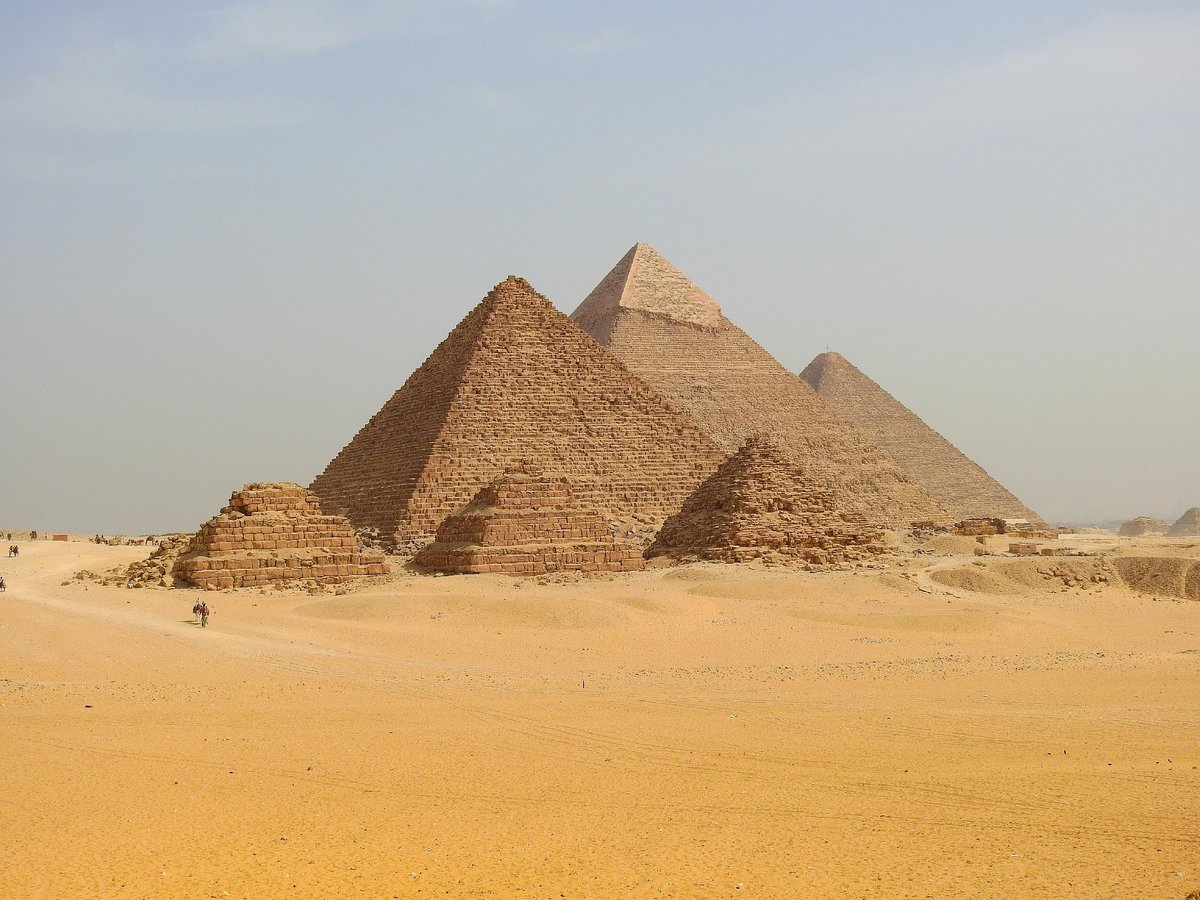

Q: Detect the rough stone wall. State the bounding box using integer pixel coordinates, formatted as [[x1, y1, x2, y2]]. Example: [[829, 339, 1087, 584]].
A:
[[174, 483, 388, 589], [1114, 556, 1200, 601], [800, 352, 1039, 522], [648, 437, 889, 567], [571, 302, 949, 529], [414, 473, 644, 575], [311, 276, 725, 550], [1167, 507, 1200, 537], [1118, 517, 1169, 537]]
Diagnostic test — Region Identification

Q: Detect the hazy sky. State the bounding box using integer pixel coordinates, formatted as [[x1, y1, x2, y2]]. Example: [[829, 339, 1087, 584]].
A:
[[3, 1, 1197, 534]]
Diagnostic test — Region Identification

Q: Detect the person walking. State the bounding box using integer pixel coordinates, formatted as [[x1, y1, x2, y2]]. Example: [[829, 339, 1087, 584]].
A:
[[0, 575, 6, 592]]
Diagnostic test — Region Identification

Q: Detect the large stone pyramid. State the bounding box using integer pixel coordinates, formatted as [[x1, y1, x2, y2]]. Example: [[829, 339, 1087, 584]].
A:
[[648, 436, 889, 566], [571, 243, 950, 528], [1167, 507, 1200, 537], [800, 351, 1039, 522], [311, 276, 725, 549]]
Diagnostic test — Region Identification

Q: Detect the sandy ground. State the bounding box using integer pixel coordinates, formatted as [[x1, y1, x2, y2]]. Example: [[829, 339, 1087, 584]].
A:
[[1, 536, 1198, 898]]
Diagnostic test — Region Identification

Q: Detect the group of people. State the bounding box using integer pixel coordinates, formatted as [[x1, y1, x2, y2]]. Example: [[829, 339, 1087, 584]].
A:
[[92, 535, 108, 544], [191, 598, 212, 627], [6, 545, 18, 558]]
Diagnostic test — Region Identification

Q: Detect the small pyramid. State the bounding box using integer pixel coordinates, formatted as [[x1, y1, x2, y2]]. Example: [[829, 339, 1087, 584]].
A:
[[1167, 507, 1200, 536], [414, 471, 645, 575], [648, 436, 889, 566], [800, 351, 1039, 522], [571, 245, 950, 528], [174, 483, 388, 590], [311, 276, 725, 550], [1118, 516, 1169, 537]]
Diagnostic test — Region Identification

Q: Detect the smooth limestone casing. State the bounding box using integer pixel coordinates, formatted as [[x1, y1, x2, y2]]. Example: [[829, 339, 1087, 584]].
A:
[[572, 244, 951, 529]]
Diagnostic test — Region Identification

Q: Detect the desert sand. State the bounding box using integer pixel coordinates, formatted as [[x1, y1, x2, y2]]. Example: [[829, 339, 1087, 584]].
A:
[[2, 535, 1198, 898]]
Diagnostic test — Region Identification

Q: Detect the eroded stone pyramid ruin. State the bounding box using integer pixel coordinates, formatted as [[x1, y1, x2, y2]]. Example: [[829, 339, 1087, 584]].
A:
[[800, 351, 1039, 522], [1118, 516, 1169, 537], [414, 471, 645, 575], [174, 483, 388, 589], [648, 436, 889, 566], [571, 243, 950, 529], [311, 276, 725, 551], [1167, 507, 1200, 537]]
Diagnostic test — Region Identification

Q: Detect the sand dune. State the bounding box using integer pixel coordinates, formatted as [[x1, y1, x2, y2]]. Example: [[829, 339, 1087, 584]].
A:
[[2, 538, 1198, 897]]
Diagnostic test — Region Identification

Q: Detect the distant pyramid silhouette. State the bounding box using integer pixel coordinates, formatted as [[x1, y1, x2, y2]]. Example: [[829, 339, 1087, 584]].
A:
[[648, 436, 888, 565], [571, 244, 950, 528], [800, 352, 1039, 522], [1167, 507, 1200, 536], [311, 276, 725, 549]]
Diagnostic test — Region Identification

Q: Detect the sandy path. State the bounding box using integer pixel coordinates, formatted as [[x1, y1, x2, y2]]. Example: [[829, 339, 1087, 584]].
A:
[[2, 542, 1198, 898]]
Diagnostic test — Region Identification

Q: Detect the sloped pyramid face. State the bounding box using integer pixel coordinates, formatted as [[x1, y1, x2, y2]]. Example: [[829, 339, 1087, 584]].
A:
[[571, 244, 950, 528], [1167, 507, 1200, 536], [413, 471, 645, 575], [800, 352, 1040, 522], [648, 436, 888, 566], [310, 276, 725, 549]]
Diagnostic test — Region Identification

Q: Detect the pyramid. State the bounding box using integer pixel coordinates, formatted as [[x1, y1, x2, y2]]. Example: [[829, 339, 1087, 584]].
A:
[[414, 471, 645, 575], [800, 352, 1040, 522], [310, 276, 725, 550], [1118, 516, 1169, 537], [174, 483, 388, 589], [1167, 507, 1200, 537], [648, 436, 889, 566], [571, 244, 951, 528]]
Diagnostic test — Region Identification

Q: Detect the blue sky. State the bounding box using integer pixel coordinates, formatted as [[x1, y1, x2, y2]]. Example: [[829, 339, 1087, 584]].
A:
[[3, 1, 1198, 533]]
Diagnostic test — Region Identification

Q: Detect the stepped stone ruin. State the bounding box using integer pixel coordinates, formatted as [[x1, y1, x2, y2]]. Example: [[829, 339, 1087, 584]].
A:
[[174, 483, 388, 589], [648, 436, 889, 567], [571, 243, 950, 529], [1119, 516, 1169, 537], [800, 351, 1039, 522], [311, 276, 725, 551], [414, 471, 645, 575], [1167, 507, 1200, 537]]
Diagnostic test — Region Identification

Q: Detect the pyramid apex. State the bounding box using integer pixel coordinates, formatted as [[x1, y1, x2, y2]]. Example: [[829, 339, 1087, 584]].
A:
[[572, 243, 722, 330]]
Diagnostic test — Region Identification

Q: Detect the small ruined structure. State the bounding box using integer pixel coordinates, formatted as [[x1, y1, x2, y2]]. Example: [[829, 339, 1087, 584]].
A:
[[174, 483, 387, 589], [1118, 516, 1169, 537], [800, 351, 1039, 522], [1167, 507, 1200, 537], [647, 436, 889, 567], [311, 275, 724, 551], [956, 517, 1006, 536], [414, 471, 644, 575], [571, 243, 950, 529]]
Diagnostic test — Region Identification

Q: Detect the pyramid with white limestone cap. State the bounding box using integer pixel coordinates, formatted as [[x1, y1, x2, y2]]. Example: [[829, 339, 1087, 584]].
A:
[[571, 244, 951, 528]]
